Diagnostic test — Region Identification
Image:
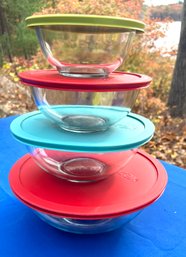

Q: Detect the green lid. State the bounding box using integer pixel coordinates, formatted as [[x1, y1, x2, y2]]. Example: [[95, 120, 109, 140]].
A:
[[26, 14, 145, 33]]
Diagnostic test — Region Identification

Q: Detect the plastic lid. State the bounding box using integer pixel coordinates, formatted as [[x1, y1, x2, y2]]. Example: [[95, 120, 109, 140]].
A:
[[10, 110, 154, 152], [9, 151, 168, 219], [26, 14, 145, 33], [19, 70, 152, 92]]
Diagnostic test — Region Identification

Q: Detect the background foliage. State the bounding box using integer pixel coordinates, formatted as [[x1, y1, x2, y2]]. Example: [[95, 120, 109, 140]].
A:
[[0, 0, 46, 65]]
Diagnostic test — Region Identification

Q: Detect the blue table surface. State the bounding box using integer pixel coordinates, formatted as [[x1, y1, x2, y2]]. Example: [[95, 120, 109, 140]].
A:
[[0, 115, 186, 257]]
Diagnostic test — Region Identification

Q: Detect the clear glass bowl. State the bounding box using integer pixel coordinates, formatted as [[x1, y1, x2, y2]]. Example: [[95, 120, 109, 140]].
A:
[[35, 26, 135, 78], [28, 146, 137, 182], [35, 210, 141, 234], [32, 87, 139, 133], [26, 15, 145, 78]]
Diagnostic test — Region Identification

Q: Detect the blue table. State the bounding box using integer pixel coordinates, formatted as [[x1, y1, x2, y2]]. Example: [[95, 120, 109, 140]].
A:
[[0, 116, 186, 257]]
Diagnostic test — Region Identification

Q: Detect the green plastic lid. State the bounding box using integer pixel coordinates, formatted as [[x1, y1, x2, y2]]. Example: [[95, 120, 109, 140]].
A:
[[26, 14, 145, 33]]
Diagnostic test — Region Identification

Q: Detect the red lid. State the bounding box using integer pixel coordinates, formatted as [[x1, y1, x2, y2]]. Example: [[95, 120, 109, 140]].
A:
[[18, 70, 152, 92], [14, 191, 164, 219], [9, 150, 167, 219]]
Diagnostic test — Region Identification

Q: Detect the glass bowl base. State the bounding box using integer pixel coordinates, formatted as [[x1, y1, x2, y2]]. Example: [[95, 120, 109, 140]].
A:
[[60, 115, 108, 133], [35, 211, 141, 234]]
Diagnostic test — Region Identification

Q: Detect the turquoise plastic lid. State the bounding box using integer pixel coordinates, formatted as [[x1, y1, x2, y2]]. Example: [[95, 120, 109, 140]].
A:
[[10, 110, 154, 152]]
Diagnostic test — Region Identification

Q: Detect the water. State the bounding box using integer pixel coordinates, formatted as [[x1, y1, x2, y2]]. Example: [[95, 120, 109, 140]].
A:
[[154, 21, 181, 52]]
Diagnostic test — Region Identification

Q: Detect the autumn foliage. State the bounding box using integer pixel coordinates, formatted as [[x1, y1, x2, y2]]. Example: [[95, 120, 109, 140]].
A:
[[36, 0, 143, 18]]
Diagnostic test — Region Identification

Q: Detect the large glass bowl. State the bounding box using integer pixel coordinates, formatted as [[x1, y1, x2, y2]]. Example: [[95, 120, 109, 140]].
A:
[[32, 87, 139, 133], [28, 146, 137, 182], [26, 14, 145, 78], [34, 210, 141, 234], [9, 152, 168, 234]]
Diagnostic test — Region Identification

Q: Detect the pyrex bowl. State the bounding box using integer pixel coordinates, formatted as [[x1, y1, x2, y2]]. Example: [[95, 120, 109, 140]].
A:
[[26, 14, 145, 78], [10, 110, 155, 182], [32, 88, 139, 133], [9, 152, 168, 234], [28, 146, 137, 182], [19, 70, 152, 133], [34, 210, 141, 234]]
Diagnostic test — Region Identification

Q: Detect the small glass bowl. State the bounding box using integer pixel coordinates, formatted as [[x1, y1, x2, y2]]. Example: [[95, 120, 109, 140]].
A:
[[26, 15, 145, 78], [28, 146, 137, 182], [32, 87, 139, 133], [35, 210, 141, 234], [35, 27, 134, 78]]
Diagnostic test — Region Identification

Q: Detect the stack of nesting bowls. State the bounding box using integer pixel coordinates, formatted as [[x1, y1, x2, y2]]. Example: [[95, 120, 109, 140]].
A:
[[9, 14, 168, 234]]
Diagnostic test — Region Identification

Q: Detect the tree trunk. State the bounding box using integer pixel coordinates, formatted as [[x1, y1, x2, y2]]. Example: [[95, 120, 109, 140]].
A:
[[0, 1, 13, 63], [168, 1, 186, 117]]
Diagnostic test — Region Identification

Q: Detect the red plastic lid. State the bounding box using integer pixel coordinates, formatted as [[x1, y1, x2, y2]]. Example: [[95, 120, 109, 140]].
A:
[[18, 70, 152, 92], [14, 190, 164, 219], [9, 150, 167, 219]]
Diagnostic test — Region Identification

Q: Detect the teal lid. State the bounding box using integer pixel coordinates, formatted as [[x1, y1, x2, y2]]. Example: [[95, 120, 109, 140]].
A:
[[10, 110, 154, 152], [26, 14, 145, 33]]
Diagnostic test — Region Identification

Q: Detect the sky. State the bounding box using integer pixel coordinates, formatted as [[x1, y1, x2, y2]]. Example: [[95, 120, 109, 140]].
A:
[[144, 0, 183, 6]]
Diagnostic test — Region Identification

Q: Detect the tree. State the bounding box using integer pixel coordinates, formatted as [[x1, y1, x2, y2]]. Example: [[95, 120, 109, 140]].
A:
[[168, 1, 186, 117], [0, 0, 45, 65]]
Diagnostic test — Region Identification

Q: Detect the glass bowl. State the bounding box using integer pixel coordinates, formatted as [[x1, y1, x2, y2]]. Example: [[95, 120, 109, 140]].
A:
[[32, 87, 139, 133], [19, 70, 152, 133], [34, 210, 141, 234], [28, 146, 137, 182], [9, 152, 168, 234], [26, 14, 145, 78], [10, 110, 155, 183]]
